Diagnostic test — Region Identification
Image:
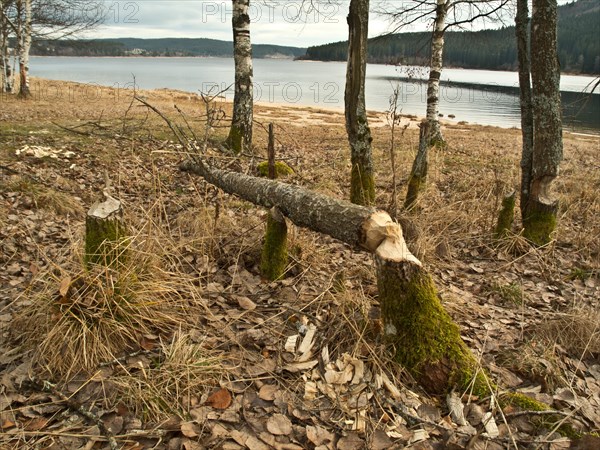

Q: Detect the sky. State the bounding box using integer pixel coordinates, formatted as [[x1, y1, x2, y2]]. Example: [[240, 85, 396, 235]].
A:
[[86, 0, 575, 48]]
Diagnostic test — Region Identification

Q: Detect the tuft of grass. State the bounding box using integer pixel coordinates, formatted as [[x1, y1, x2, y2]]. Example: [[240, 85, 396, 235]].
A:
[[567, 267, 593, 282], [497, 341, 564, 392], [15, 218, 210, 379], [488, 281, 526, 306], [535, 306, 600, 359], [113, 330, 222, 422]]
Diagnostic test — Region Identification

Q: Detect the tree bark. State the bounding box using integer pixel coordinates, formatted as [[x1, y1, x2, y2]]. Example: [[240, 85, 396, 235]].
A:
[[524, 0, 563, 245], [404, 120, 430, 210], [407, 0, 447, 210], [261, 124, 288, 281], [0, 8, 12, 93], [17, 0, 31, 98], [423, 0, 447, 146], [85, 194, 127, 268], [345, 0, 375, 206], [182, 158, 485, 395], [516, 0, 533, 224], [225, 0, 253, 154]]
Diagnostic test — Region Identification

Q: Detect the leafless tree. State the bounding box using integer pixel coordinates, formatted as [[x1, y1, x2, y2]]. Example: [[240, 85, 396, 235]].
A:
[[376, 0, 510, 209], [345, 0, 375, 205], [520, 0, 563, 245], [0, 0, 104, 95], [225, 0, 253, 154]]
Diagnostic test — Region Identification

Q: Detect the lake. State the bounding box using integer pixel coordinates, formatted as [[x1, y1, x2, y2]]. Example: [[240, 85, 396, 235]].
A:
[[29, 56, 600, 133]]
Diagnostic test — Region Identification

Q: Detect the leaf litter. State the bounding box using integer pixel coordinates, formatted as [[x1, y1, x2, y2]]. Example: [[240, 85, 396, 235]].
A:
[[0, 78, 599, 449]]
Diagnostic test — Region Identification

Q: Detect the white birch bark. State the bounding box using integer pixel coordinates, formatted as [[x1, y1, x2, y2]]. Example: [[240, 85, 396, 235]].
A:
[[226, 0, 253, 153], [406, 0, 447, 209], [0, 12, 9, 93], [17, 0, 31, 97], [424, 0, 447, 144]]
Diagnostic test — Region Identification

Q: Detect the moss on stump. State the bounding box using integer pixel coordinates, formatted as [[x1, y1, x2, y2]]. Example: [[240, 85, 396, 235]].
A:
[[350, 163, 375, 206], [364, 211, 486, 395], [495, 191, 516, 238], [257, 161, 294, 179], [260, 207, 288, 281], [377, 264, 485, 394], [85, 195, 128, 268], [523, 199, 558, 246]]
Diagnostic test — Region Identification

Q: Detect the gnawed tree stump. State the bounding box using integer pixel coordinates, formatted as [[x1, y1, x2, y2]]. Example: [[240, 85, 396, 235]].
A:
[[260, 124, 289, 281], [405, 120, 430, 210], [182, 159, 486, 394], [85, 194, 127, 267], [495, 191, 516, 239], [261, 207, 288, 280]]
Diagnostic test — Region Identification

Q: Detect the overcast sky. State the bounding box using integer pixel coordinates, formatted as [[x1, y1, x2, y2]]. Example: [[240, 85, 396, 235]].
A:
[[87, 0, 573, 47]]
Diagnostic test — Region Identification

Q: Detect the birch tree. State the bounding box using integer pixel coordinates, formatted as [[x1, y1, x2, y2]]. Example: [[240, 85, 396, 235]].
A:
[[379, 0, 508, 209], [225, 0, 253, 154], [521, 0, 562, 245], [345, 0, 375, 206], [0, 0, 103, 95], [17, 0, 32, 97], [0, 1, 14, 92]]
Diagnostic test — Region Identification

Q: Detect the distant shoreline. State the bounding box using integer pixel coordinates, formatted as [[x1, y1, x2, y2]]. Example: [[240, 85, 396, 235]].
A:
[[30, 55, 598, 78]]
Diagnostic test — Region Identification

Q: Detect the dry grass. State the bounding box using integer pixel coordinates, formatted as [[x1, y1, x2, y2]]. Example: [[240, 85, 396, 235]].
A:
[[15, 209, 210, 379], [113, 330, 223, 421], [535, 305, 600, 359], [1, 175, 84, 217]]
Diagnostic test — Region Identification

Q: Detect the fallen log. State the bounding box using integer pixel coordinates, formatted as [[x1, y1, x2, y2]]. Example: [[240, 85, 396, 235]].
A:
[[181, 158, 485, 395]]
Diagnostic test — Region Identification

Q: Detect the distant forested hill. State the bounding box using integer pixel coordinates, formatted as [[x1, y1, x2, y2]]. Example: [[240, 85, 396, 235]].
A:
[[31, 37, 306, 59], [303, 0, 600, 74]]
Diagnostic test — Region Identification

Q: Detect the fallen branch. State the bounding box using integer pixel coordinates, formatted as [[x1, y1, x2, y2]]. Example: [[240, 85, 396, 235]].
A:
[[23, 377, 119, 450]]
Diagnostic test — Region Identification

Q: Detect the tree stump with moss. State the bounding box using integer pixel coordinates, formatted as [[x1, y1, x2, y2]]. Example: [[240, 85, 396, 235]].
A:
[[85, 194, 127, 268], [523, 196, 558, 246], [495, 191, 516, 238], [364, 212, 486, 394], [261, 207, 288, 280], [260, 124, 289, 281]]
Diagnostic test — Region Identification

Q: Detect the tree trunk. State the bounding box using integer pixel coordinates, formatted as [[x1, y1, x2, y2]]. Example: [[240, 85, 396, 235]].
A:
[[225, 0, 253, 154], [261, 207, 288, 280], [423, 0, 447, 146], [85, 194, 128, 268], [182, 158, 485, 395], [261, 124, 288, 281], [516, 0, 533, 224], [345, 0, 375, 206], [495, 191, 516, 238], [404, 120, 430, 210], [524, 0, 563, 246], [407, 0, 447, 210], [0, 15, 11, 93], [17, 0, 31, 98]]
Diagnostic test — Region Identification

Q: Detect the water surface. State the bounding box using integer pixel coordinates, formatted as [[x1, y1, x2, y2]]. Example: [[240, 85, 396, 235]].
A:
[[29, 56, 600, 133]]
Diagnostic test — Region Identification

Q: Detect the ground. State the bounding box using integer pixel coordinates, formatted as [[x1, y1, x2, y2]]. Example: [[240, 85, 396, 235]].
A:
[[0, 78, 599, 449]]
